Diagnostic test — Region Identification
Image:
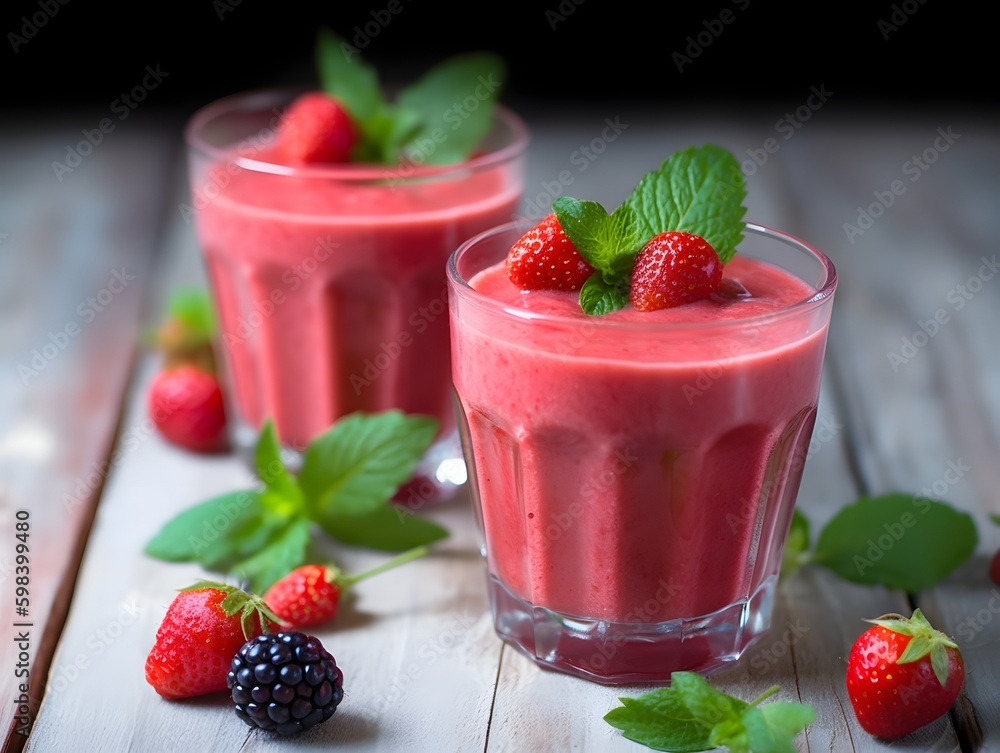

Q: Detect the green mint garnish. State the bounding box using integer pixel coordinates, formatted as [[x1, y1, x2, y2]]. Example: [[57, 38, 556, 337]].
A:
[[552, 145, 747, 316], [315, 27, 504, 166], [604, 672, 815, 752], [782, 493, 978, 592], [145, 411, 449, 592]]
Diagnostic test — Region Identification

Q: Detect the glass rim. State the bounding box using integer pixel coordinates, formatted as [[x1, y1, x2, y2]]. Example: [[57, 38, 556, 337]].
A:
[[447, 219, 838, 332], [183, 86, 530, 182]]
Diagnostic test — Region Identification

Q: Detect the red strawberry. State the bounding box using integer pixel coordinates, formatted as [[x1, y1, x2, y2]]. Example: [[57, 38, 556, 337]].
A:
[[264, 546, 429, 629], [629, 231, 723, 311], [148, 364, 228, 453], [846, 608, 964, 738], [505, 213, 595, 291], [990, 548, 1000, 587], [145, 582, 279, 700], [278, 91, 357, 164]]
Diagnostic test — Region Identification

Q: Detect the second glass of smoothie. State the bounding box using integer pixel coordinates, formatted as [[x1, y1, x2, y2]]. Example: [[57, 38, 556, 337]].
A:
[[448, 218, 837, 684], [184, 89, 528, 491]]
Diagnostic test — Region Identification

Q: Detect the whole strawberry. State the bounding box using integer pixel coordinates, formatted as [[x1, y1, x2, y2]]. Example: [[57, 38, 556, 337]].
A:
[[278, 91, 358, 164], [506, 213, 595, 291], [629, 231, 723, 311], [148, 364, 227, 453], [147, 287, 228, 453], [846, 608, 964, 738], [264, 546, 429, 629], [145, 581, 279, 699]]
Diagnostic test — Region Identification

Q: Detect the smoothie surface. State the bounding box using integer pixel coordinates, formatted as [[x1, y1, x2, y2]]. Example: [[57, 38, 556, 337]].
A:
[[469, 254, 817, 324]]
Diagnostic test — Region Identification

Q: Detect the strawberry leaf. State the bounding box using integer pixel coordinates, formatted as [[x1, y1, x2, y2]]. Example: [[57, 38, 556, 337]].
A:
[[167, 286, 216, 340]]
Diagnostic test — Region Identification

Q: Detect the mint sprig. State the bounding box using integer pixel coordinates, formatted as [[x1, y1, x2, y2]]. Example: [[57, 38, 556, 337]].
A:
[[315, 28, 504, 166], [145, 411, 449, 592], [782, 493, 978, 592], [552, 145, 747, 316], [604, 672, 814, 752]]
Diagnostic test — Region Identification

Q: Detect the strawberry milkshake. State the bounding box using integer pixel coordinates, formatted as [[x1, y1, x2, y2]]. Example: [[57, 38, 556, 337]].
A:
[[448, 219, 837, 684], [184, 89, 527, 470]]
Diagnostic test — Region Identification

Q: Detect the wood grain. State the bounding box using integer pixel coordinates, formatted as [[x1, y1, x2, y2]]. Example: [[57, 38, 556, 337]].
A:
[[0, 123, 174, 753]]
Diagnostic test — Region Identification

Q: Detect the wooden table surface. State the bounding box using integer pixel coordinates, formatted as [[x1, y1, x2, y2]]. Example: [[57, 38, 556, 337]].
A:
[[3, 100, 999, 753]]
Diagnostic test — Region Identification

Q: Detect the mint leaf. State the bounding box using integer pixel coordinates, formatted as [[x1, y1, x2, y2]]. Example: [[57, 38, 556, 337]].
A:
[[552, 197, 642, 272], [812, 493, 978, 592], [740, 703, 815, 753], [605, 674, 814, 753], [319, 505, 449, 552], [299, 411, 439, 517], [603, 690, 714, 752], [579, 274, 630, 316], [230, 516, 311, 593], [315, 28, 502, 165], [255, 419, 303, 515], [622, 145, 747, 263], [315, 27, 387, 123], [396, 52, 504, 165], [145, 490, 263, 566]]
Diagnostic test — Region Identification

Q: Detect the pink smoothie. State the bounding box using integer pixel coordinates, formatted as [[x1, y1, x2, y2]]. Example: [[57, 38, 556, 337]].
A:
[[451, 253, 831, 626], [192, 145, 523, 450]]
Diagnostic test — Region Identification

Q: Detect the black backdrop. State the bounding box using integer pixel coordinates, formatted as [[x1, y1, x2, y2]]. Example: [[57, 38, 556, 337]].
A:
[[4, 0, 995, 116]]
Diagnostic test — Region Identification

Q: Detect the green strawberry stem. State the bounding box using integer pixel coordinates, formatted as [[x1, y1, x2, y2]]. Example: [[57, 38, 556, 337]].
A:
[[180, 579, 280, 638], [338, 545, 429, 588], [748, 686, 781, 707]]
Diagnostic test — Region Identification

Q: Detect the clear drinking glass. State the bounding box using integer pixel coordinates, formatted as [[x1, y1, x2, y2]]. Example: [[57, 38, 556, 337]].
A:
[[447, 219, 837, 684], [184, 88, 528, 495]]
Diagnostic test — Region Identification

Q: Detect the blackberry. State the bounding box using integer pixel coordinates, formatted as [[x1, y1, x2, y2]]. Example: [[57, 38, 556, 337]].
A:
[[227, 631, 344, 736]]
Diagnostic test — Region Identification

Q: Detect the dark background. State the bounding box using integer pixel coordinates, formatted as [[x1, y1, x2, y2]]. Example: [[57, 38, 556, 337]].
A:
[[3, 0, 995, 119]]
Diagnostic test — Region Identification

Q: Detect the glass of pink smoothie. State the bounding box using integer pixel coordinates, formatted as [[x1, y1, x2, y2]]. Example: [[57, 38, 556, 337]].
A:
[[448, 218, 837, 684], [184, 88, 528, 491]]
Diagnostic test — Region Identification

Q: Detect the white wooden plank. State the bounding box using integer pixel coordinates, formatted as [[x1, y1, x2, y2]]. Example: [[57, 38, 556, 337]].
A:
[[0, 123, 173, 752]]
